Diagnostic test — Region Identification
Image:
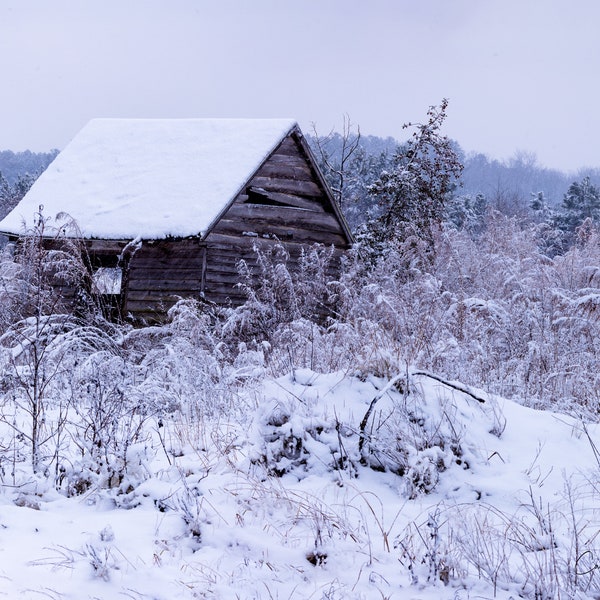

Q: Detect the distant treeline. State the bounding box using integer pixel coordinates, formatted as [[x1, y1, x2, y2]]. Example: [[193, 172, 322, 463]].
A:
[[0, 149, 58, 185], [0, 149, 58, 218], [307, 132, 600, 231]]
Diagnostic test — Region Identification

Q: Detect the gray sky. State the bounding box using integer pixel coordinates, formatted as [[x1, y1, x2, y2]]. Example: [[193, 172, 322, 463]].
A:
[[1, 0, 599, 172]]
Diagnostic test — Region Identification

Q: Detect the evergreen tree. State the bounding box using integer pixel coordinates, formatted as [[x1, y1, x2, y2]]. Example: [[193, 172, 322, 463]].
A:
[[553, 177, 600, 249], [0, 170, 38, 219], [0, 172, 11, 216], [445, 193, 488, 235]]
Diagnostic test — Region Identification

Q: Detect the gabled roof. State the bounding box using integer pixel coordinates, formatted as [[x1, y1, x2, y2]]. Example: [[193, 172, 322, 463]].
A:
[[0, 118, 298, 239]]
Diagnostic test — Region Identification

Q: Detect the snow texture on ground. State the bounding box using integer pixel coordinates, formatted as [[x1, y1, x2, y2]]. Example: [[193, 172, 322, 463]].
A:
[[1, 369, 598, 599]]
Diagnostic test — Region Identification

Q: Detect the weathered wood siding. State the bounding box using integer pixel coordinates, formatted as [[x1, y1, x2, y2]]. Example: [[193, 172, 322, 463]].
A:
[[123, 239, 205, 322], [84, 129, 352, 322], [203, 130, 350, 304]]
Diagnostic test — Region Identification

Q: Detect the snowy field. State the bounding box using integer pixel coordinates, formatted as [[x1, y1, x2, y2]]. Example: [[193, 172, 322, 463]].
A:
[[1, 368, 599, 599]]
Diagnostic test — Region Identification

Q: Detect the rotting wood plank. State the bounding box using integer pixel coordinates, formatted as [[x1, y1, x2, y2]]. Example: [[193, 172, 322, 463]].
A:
[[128, 263, 204, 273], [129, 253, 204, 267], [124, 302, 164, 314], [86, 240, 130, 253], [273, 136, 300, 156], [204, 262, 246, 276], [202, 288, 243, 301], [135, 245, 203, 258], [127, 279, 202, 291], [204, 259, 304, 277], [211, 221, 348, 246], [242, 188, 325, 212], [263, 152, 311, 168], [204, 275, 244, 288], [249, 176, 323, 198], [125, 269, 202, 283], [205, 232, 350, 252], [254, 162, 313, 181], [126, 291, 194, 304], [221, 204, 343, 231], [129, 257, 203, 269]]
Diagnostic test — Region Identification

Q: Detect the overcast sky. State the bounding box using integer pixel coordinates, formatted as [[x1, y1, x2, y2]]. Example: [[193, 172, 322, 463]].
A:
[[1, 0, 598, 172]]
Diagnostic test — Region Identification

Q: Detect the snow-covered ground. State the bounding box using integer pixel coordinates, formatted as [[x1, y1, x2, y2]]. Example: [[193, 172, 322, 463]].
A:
[[1, 369, 599, 599]]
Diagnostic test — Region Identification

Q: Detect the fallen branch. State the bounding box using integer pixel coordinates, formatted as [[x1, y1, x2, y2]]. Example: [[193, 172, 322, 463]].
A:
[[411, 370, 486, 403]]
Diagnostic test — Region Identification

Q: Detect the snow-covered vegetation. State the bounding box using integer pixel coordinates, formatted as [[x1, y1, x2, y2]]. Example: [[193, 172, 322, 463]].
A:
[[1, 208, 600, 598], [3, 106, 600, 598]]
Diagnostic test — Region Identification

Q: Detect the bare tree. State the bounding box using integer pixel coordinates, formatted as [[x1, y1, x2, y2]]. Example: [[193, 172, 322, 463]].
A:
[[311, 114, 361, 210]]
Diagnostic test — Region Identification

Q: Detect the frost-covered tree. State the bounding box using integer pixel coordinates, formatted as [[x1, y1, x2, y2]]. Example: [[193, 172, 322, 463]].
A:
[[553, 177, 600, 249], [445, 193, 488, 236], [0, 170, 39, 218], [311, 115, 361, 211], [0, 212, 98, 473], [368, 99, 463, 248], [310, 119, 394, 230], [0, 172, 12, 217]]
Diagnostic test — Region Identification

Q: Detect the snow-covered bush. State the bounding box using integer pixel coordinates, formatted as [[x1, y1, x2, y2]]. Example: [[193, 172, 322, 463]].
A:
[[247, 379, 360, 479], [246, 369, 495, 502], [223, 241, 335, 345], [63, 350, 153, 495]]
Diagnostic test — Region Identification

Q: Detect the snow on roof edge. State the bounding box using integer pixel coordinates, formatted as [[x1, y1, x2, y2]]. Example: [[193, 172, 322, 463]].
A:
[[0, 118, 298, 240]]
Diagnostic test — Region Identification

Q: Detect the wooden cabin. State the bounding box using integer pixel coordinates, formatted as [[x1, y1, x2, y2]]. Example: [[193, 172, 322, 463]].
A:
[[0, 119, 352, 322]]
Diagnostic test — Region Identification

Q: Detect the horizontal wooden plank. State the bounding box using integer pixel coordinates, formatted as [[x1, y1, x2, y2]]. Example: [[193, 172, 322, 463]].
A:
[[254, 162, 313, 181], [127, 279, 202, 291], [205, 262, 248, 275], [212, 228, 328, 247], [249, 176, 323, 198], [203, 289, 246, 303], [129, 269, 202, 285], [243, 188, 325, 212], [273, 136, 300, 157], [129, 257, 204, 267], [264, 152, 310, 168], [128, 265, 204, 275], [222, 204, 342, 232], [205, 272, 247, 285], [125, 285, 199, 296], [211, 222, 348, 246], [127, 265, 205, 275], [124, 302, 177, 314], [86, 240, 129, 254], [125, 292, 188, 304], [205, 232, 349, 252], [135, 246, 203, 258]]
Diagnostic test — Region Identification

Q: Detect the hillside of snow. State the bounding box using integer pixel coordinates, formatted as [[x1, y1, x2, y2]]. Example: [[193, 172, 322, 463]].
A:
[[2, 368, 599, 599]]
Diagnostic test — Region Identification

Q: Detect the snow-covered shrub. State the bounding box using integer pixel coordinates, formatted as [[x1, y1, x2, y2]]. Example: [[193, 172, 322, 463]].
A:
[[395, 508, 461, 586], [247, 369, 494, 500], [64, 351, 153, 495], [248, 391, 358, 479], [137, 298, 263, 423], [223, 241, 335, 345], [357, 373, 485, 498], [0, 212, 110, 477], [395, 475, 600, 598]]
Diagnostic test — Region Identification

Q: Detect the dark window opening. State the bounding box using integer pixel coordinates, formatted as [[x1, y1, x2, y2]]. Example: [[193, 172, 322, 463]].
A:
[[89, 254, 124, 321]]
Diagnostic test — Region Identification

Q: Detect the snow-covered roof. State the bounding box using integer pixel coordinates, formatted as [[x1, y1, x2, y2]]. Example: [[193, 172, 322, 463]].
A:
[[0, 118, 297, 239]]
